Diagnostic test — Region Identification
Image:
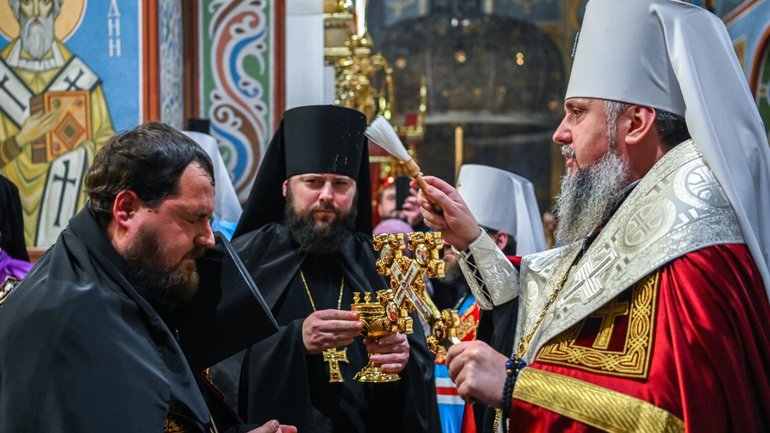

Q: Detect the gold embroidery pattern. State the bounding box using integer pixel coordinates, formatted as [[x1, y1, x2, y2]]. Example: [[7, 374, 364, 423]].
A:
[[514, 368, 684, 433], [455, 306, 477, 341], [164, 419, 186, 433], [589, 297, 630, 350], [435, 306, 477, 364], [535, 272, 659, 379]]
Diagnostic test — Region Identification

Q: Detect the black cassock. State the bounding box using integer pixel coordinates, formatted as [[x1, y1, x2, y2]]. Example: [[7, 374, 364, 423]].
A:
[[471, 298, 520, 433], [0, 208, 276, 432], [0, 175, 28, 261], [233, 223, 441, 433], [0, 209, 211, 432]]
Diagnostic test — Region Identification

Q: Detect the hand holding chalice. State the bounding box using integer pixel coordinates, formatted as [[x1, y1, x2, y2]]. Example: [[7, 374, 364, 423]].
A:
[[351, 290, 411, 383]]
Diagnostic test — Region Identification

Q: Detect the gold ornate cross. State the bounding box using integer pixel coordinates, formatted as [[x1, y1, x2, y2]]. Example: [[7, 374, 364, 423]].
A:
[[373, 231, 460, 356], [322, 347, 349, 383]]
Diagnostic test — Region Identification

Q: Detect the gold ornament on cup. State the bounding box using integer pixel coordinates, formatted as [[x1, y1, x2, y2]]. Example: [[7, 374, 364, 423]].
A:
[[351, 290, 410, 383]]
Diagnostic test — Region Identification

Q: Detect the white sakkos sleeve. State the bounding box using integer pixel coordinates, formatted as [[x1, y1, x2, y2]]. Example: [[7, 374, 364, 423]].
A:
[[453, 230, 519, 310]]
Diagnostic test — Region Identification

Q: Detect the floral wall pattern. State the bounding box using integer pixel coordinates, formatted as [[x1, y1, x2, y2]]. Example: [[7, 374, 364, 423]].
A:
[[200, 0, 274, 199]]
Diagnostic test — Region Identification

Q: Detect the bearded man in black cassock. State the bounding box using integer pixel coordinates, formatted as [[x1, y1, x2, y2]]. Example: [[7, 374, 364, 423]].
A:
[[0, 122, 292, 433], [230, 105, 440, 433]]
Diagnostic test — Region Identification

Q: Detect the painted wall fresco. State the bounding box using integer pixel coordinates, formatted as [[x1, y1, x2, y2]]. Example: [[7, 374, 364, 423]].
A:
[[714, 0, 751, 17], [724, 1, 770, 136], [0, 0, 141, 247], [160, 0, 184, 129], [199, 0, 275, 200]]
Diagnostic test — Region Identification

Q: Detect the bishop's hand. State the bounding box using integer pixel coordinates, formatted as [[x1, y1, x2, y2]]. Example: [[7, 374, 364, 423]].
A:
[[445, 340, 508, 407], [364, 332, 410, 374], [302, 309, 363, 354], [416, 176, 481, 250], [247, 420, 298, 433]]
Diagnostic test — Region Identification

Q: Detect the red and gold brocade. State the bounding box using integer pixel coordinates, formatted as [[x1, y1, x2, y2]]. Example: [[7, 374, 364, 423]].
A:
[[509, 244, 770, 433]]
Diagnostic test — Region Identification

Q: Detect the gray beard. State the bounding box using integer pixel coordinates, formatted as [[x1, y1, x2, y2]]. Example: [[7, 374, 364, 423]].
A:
[[554, 151, 630, 247], [20, 15, 55, 60]]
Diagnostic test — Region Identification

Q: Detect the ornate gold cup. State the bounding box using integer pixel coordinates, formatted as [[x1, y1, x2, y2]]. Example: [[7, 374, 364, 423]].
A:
[[351, 291, 404, 383]]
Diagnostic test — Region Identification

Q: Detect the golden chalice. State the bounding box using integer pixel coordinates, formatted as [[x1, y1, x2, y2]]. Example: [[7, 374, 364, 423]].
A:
[[351, 290, 411, 383]]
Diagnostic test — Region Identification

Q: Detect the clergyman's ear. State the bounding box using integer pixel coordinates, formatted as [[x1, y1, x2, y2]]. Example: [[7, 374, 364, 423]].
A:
[[112, 190, 142, 229], [492, 231, 509, 251], [624, 105, 656, 145], [282, 179, 289, 197]]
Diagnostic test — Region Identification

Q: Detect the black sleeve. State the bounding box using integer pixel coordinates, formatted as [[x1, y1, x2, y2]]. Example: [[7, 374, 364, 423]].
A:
[[476, 298, 520, 433], [0, 175, 28, 261], [398, 314, 442, 433]]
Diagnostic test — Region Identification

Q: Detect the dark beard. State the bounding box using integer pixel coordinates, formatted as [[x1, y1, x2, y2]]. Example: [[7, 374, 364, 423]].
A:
[[285, 195, 357, 255], [123, 225, 205, 311], [440, 255, 461, 282]]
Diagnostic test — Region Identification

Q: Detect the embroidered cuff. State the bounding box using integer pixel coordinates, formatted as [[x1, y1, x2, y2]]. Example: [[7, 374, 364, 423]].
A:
[[454, 231, 519, 310]]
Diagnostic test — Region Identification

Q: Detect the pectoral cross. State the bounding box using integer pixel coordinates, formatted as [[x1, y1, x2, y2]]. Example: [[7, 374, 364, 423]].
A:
[[589, 297, 630, 350], [322, 347, 349, 383]]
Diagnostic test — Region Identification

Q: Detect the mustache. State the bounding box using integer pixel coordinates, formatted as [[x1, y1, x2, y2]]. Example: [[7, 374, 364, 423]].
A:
[[185, 246, 207, 261], [311, 202, 340, 213], [21, 13, 54, 60], [561, 145, 575, 160]]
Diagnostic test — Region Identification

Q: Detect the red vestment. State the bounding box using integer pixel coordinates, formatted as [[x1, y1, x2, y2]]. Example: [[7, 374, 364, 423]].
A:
[[509, 244, 770, 432]]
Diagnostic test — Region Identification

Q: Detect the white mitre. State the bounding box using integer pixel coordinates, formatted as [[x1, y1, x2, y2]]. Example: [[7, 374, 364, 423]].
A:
[[183, 131, 243, 226], [568, 0, 770, 300], [457, 164, 546, 256]]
